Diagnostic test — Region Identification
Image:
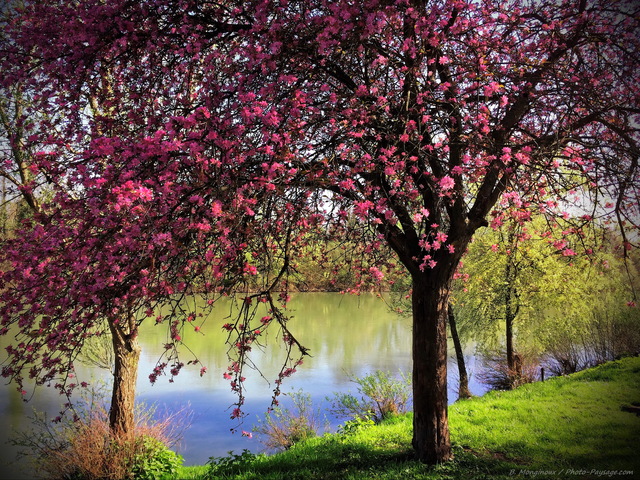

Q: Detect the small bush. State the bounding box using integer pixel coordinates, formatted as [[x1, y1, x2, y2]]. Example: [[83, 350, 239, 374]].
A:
[[479, 350, 539, 390], [252, 390, 327, 451], [206, 449, 264, 478], [336, 415, 376, 436], [130, 435, 183, 480], [542, 338, 589, 376], [12, 385, 187, 480], [328, 370, 411, 423]]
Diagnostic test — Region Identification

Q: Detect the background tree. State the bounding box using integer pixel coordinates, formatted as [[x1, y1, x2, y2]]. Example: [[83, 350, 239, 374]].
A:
[[454, 216, 550, 385], [447, 303, 471, 399], [0, 0, 638, 464], [0, 85, 40, 226], [455, 215, 640, 385]]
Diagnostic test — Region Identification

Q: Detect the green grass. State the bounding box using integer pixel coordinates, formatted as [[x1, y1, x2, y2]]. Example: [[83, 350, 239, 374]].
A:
[[170, 357, 640, 480]]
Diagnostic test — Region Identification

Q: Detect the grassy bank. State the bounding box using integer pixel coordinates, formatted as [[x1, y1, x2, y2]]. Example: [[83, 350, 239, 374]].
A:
[[172, 357, 640, 480]]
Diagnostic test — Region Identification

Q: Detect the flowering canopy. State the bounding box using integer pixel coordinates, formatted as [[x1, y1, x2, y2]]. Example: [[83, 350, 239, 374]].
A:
[[1, 0, 638, 461]]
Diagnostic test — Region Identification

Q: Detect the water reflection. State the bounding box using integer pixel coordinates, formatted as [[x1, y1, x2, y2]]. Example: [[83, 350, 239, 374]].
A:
[[0, 293, 487, 479]]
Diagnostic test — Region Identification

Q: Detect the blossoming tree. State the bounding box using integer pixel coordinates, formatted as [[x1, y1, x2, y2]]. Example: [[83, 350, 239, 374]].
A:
[[1, 0, 638, 462]]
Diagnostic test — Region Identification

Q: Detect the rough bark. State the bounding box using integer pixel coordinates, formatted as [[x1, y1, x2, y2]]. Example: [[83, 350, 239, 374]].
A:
[[411, 275, 453, 463], [108, 316, 141, 439], [447, 304, 471, 400]]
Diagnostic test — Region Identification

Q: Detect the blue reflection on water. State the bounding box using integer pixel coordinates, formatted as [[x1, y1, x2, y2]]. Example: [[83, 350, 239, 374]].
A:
[[0, 294, 489, 479]]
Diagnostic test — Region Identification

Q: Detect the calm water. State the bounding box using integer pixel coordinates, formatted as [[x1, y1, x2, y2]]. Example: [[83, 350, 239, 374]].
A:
[[0, 293, 487, 479]]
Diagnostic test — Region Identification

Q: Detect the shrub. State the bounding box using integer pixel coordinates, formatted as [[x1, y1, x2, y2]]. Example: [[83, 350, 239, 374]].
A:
[[252, 389, 326, 451], [130, 435, 183, 480], [336, 415, 376, 436], [11, 385, 187, 480], [479, 350, 539, 390], [328, 370, 412, 423], [541, 309, 640, 377], [207, 449, 264, 478]]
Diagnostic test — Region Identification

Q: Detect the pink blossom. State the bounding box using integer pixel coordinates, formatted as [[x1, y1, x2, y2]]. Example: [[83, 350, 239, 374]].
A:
[[243, 263, 258, 275], [353, 200, 374, 218], [369, 266, 384, 282], [439, 176, 455, 190], [211, 200, 223, 217]]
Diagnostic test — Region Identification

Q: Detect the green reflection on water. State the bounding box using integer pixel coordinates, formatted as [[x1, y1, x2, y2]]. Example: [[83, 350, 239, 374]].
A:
[[0, 293, 413, 478]]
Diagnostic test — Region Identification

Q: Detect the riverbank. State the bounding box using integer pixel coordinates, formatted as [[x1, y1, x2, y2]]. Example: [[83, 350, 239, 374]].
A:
[[171, 356, 640, 480]]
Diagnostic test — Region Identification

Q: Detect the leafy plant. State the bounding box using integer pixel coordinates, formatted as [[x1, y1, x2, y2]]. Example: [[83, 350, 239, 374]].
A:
[[252, 390, 327, 451], [130, 435, 183, 480], [328, 370, 412, 423], [207, 449, 264, 478], [336, 415, 376, 436]]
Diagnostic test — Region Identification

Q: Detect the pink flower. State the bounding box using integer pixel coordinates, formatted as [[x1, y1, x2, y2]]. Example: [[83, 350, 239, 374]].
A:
[[369, 266, 385, 282], [211, 200, 223, 217], [439, 176, 455, 190], [484, 81, 500, 97], [353, 200, 374, 218], [243, 263, 258, 275], [241, 430, 253, 438]]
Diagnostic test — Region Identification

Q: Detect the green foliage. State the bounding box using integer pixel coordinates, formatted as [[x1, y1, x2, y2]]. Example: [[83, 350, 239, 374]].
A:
[[206, 449, 264, 478], [328, 370, 411, 423], [454, 218, 640, 378], [336, 415, 376, 436], [131, 435, 183, 480], [252, 390, 326, 451]]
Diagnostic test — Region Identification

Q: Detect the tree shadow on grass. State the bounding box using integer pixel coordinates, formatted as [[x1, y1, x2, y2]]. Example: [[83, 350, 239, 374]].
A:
[[205, 440, 525, 480]]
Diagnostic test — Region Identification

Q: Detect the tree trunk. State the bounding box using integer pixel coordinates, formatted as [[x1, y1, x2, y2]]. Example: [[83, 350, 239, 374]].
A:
[[108, 316, 141, 439], [505, 306, 514, 371], [411, 275, 453, 463], [447, 304, 471, 400], [504, 231, 518, 375]]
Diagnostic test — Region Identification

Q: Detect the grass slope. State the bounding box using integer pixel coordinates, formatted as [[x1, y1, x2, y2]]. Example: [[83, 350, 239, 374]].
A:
[[174, 357, 640, 480]]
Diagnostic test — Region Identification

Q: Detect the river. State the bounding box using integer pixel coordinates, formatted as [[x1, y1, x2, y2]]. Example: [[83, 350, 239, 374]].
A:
[[0, 293, 488, 479]]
